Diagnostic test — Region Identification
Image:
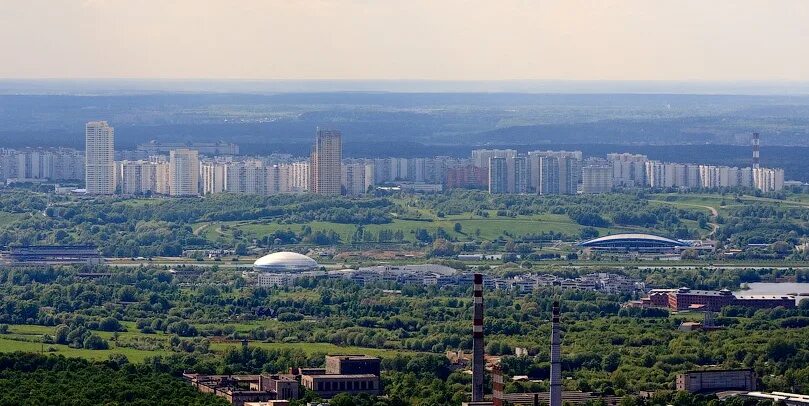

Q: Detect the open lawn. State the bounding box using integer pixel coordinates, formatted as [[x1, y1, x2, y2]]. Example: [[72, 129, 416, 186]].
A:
[[0, 323, 408, 361], [0, 336, 170, 362], [195, 212, 638, 245], [208, 341, 408, 357], [652, 192, 809, 213]]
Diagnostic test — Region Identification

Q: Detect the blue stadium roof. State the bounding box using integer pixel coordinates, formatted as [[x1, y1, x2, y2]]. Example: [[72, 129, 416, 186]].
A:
[[579, 233, 688, 248]]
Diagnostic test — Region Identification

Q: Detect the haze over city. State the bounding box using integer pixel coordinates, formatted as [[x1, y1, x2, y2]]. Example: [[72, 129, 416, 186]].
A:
[[2, 0, 809, 82]]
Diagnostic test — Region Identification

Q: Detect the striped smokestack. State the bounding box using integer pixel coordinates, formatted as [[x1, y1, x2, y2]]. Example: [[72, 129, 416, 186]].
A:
[[550, 301, 562, 406], [492, 364, 505, 406], [472, 273, 485, 402], [752, 132, 760, 169]]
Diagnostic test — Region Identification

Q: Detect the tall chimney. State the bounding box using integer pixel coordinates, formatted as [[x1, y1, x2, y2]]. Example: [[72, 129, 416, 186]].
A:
[[550, 301, 562, 406], [492, 364, 505, 406], [472, 273, 485, 402], [752, 132, 760, 169]]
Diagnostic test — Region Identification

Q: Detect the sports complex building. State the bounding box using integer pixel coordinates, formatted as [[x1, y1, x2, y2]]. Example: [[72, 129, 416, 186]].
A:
[[578, 233, 690, 253], [253, 251, 322, 288], [253, 251, 319, 272]]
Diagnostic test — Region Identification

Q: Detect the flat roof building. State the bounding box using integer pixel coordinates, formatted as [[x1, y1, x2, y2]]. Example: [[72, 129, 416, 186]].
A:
[[183, 373, 298, 406], [740, 391, 809, 406], [632, 287, 795, 312], [298, 355, 383, 399], [325, 355, 381, 376], [2, 245, 102, 265], [676, 369, 757, 393], [301, 374, 380, 398]]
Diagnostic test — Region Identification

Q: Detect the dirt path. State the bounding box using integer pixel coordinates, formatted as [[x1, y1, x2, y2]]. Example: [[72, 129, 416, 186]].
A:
[[193, 223, 210, 236], [650, 200, 719, 237]]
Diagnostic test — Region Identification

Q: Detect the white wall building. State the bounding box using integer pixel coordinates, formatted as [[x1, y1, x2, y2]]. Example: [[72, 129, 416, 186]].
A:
[[753, 167, 785, 192], [169, 149, 200, 196], [118, 160, 159, 195], [608, 153, 647, 188], [85, 121, 115, 194], [201, 162, 228, 195]]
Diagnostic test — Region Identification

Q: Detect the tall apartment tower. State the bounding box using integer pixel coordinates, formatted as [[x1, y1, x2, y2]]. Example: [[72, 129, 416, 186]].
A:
[[471, 273, 485, 402], [752, 132, 760, 169], [529, 151, 581, 195], [537, 156, 561, 195], [85, 121, 115, 194], [582, 163, 613, 193], [512, 156, 528, 194], [310, 129, 342, 195], [169, 149, 200, 196], [550, 301, 562, 406], [488, 157, 509, 194], [607, 153, 647, 188]]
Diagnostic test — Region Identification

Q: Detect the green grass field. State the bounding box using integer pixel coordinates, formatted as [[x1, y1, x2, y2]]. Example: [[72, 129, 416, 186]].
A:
[[0, 323, 172, 362], [208, 341, 407, 357], [0, 322, 408, 362], [194, 212, 640, 245], [0, 336, 170, 362]]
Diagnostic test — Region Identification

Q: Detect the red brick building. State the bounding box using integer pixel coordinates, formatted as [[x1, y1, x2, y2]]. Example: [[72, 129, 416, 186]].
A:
[[445, 165, 486, 189]]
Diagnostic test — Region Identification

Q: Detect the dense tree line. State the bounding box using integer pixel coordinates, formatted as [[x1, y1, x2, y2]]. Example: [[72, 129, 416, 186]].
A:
[[0, 352, 228, 406], [0, 264, 807, 400]]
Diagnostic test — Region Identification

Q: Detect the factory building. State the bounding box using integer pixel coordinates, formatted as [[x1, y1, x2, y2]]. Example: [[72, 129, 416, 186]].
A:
[[183, 373, 298, 406], [300, 355, 382, 398], [631, 287, 795, 311], [676, 369, 757, 393]]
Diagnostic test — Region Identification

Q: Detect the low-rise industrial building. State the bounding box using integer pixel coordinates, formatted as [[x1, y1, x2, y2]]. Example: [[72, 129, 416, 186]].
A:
[[676, 369, 757, 393], [631, 287, 795, 311], [299, 355, 382, 399], [301, 374, 380, 398], [325, 355, 381, 376], [183, 373, 298, 406], [1, 245, 103, 265]]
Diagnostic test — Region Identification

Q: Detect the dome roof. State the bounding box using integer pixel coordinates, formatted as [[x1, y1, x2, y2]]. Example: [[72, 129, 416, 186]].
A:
[[253, 251, 318, 272]]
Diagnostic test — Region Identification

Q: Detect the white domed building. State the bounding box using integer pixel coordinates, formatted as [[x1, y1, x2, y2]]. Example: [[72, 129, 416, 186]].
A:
[[253, 251, 319, 273]]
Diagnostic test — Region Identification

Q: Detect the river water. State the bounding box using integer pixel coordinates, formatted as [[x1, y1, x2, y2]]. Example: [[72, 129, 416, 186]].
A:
[[741, 282, 809, 304]]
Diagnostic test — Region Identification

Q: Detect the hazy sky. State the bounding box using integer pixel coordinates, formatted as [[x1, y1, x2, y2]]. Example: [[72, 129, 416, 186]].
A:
[[2, 0, 809, 81]]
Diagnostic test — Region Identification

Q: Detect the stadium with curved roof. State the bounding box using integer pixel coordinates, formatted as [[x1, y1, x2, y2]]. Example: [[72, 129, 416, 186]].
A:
[[253, 251, 319, 272], [578, 233, 689, 252]]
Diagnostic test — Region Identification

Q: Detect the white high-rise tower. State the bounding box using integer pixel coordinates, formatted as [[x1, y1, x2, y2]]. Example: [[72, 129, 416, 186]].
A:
[[310, 129, 342, 195], [85, 121, 115, 195], [169, 149, 200, 196]]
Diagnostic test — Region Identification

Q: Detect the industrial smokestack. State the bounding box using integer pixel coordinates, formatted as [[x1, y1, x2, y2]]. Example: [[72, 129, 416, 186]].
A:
[[550, 301, 562, 406], [472, 273, 485, 402], [752, 132, 760, 169], [492, 364, 505, 406]]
